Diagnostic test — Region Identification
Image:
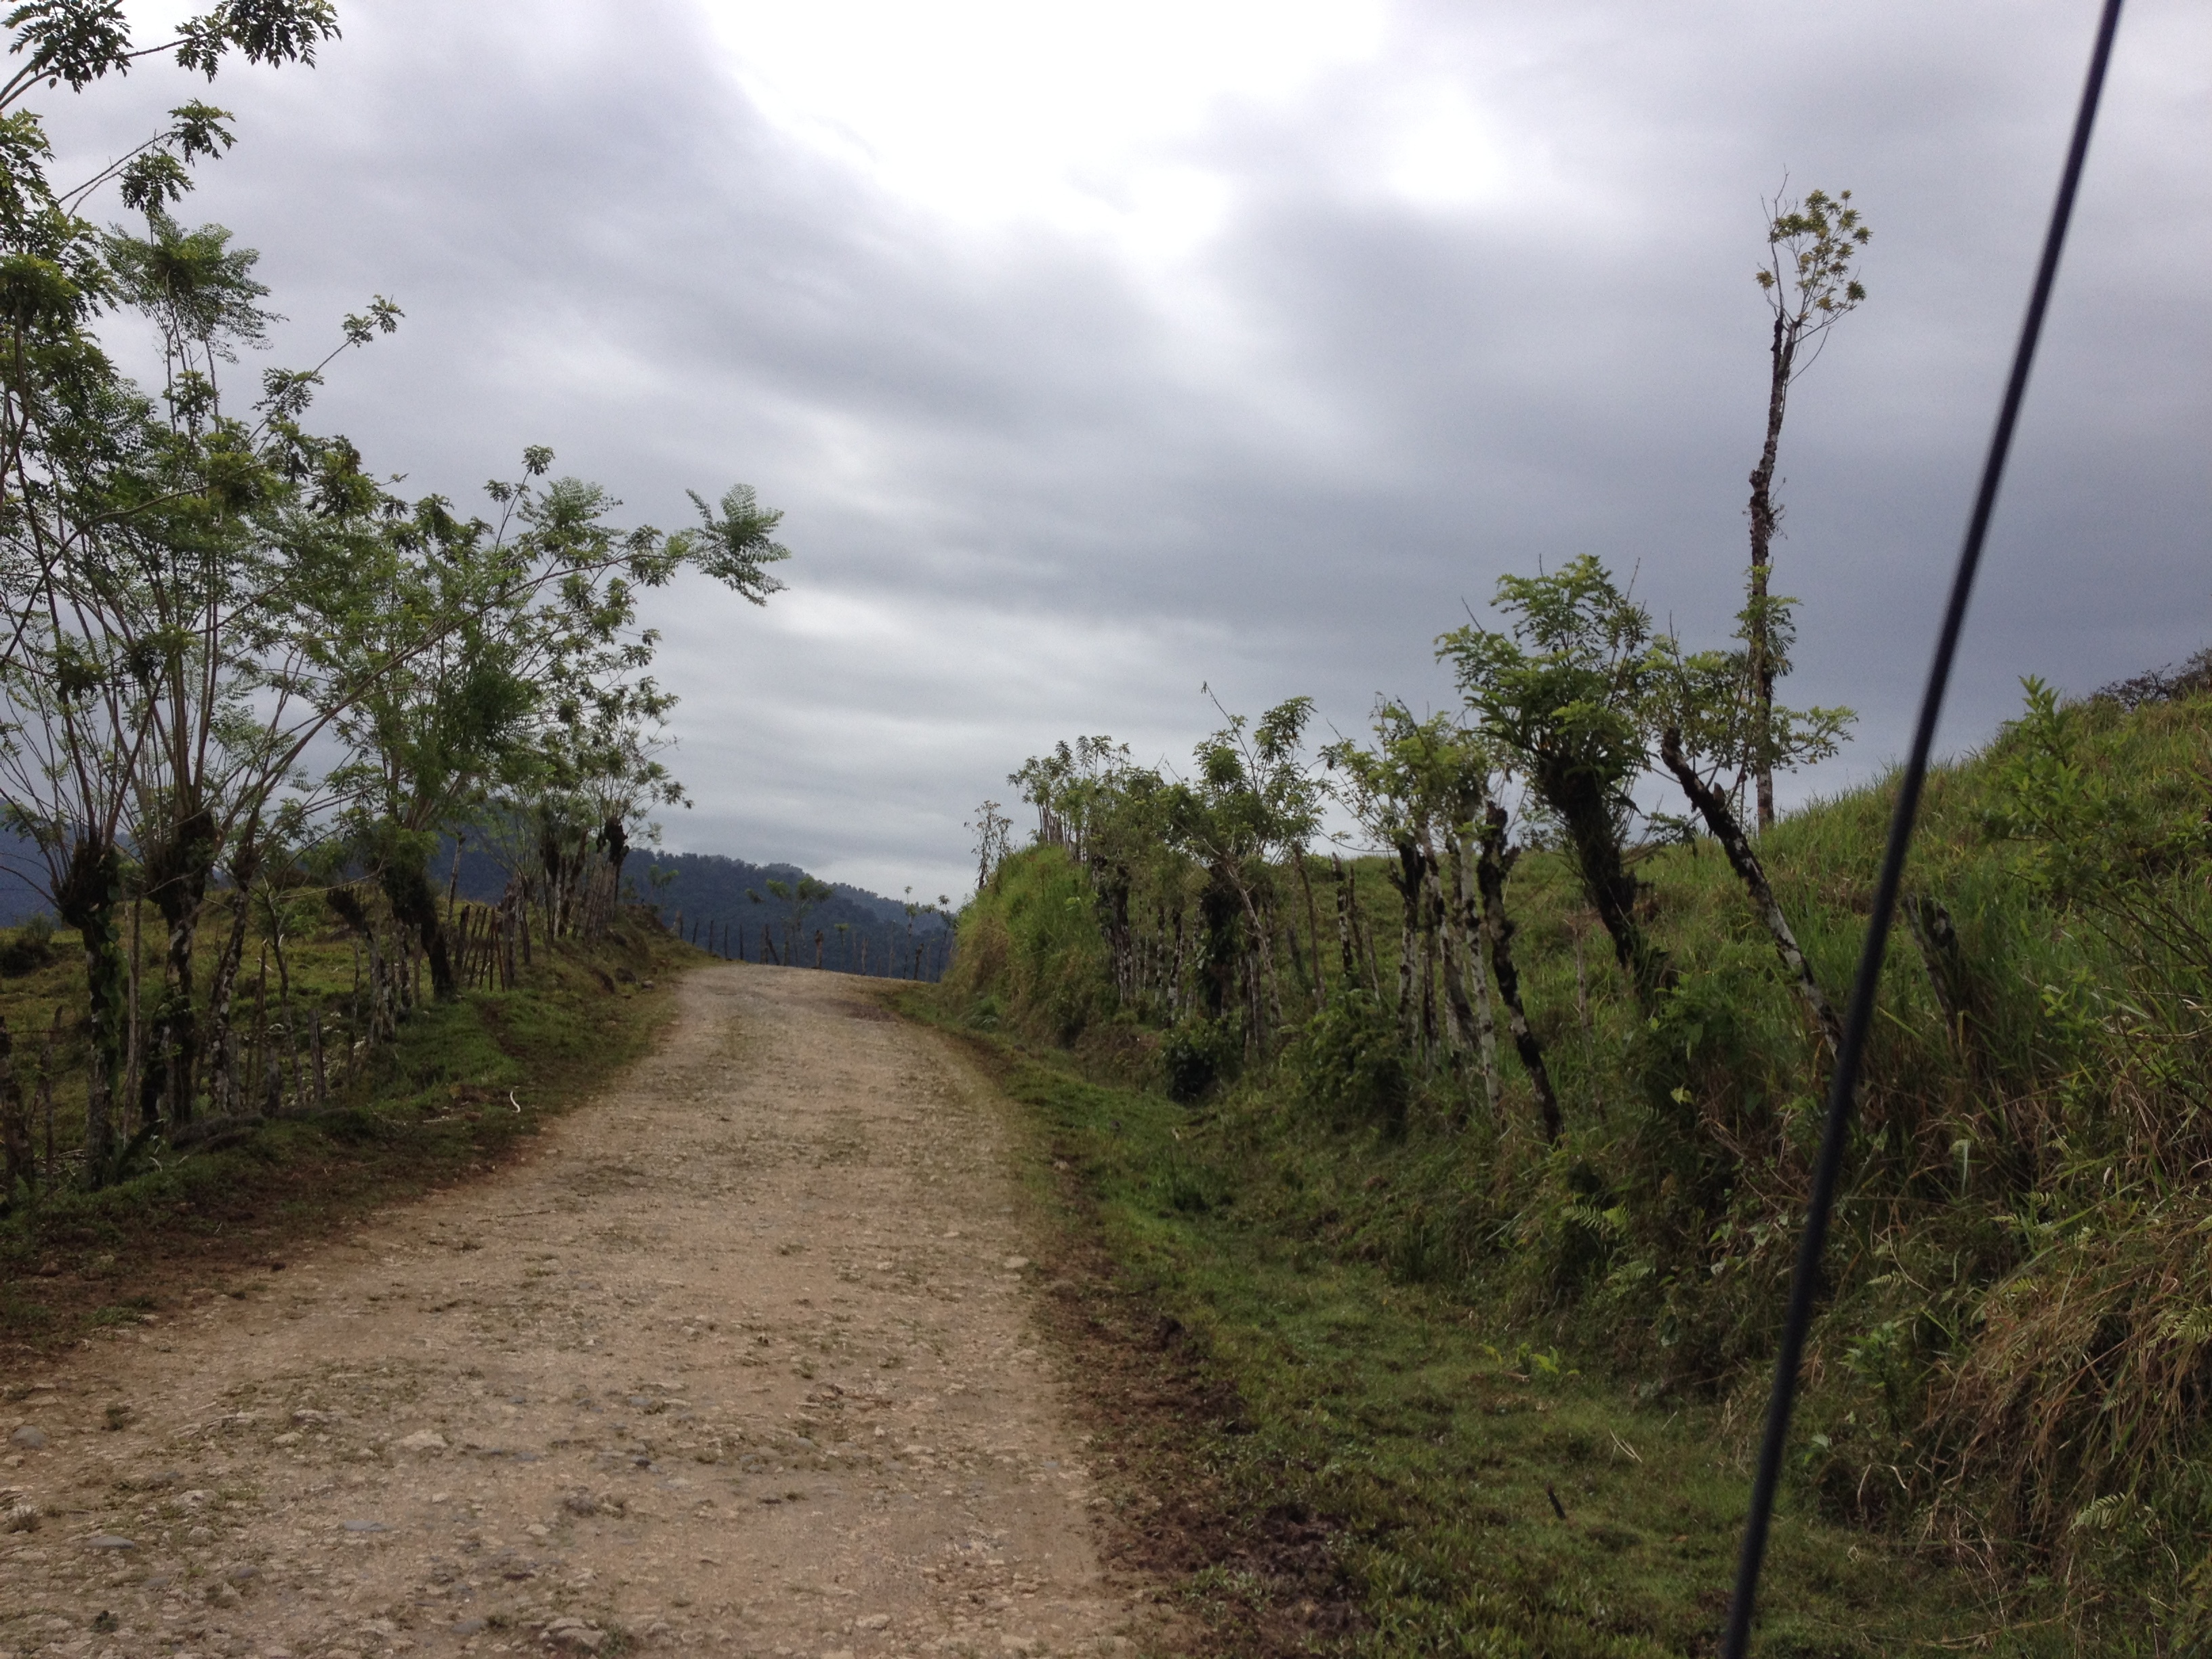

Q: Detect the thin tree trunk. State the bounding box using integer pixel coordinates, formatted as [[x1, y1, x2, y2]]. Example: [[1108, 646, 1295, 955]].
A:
[[1545, 761, 1672, 1010], [1292, 848, 1326, 1011], [57, 838, 125, 1182], [203, 888, 253, 1100], [1418, 924, 1437, 1066], [139, 808, 215, 1131], [263, 886, 291, 1002], [1659, 726, 1840, 1056], [1746, 309, 1800, 832], [1359, 910, 1384, 1002], [1574, 929, 1590, 1034], [39, 1008, 60, 1184], [1390, 842, 1423, 1046], [1282, 916, 1312, 1012], [287, 1006, 302, 1110], [1452, 831, 1502, 1124], [251, 945, 269, 1115], [1423, 828, 1475, 1056], [125, 898, 141, 1136], [1332, 855, 1357, 983], [1477, 804, 1560, 1145], [0, 1018, 27, 1200], [1904, 893, 1975, 1050], [1232, 886, 1286, 1050]]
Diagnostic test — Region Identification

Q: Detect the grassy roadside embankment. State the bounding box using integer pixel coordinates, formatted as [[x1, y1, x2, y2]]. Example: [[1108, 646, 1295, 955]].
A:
[[1, 912, 696, 1368], [907, 998, 2062, 1658], [897, 682, 2212, 1653]]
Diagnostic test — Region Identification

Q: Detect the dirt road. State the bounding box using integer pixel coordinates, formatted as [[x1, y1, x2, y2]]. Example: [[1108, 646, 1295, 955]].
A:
[[2, 966, 1151, 1659]]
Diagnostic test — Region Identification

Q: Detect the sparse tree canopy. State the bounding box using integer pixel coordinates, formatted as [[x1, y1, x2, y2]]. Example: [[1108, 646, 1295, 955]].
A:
[[0, 7, 792, 1178], [1744, 185, 1870, 829]]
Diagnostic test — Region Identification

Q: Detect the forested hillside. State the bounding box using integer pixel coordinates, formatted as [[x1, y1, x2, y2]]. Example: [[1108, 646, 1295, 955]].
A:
[[636, 850, 953, 979], [404, 841, 952, 979], [939, 621, 2212, 1649]]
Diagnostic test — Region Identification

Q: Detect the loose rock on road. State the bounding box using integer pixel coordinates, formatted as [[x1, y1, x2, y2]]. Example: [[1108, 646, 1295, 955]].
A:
[[3, 965, 1154, 1659]]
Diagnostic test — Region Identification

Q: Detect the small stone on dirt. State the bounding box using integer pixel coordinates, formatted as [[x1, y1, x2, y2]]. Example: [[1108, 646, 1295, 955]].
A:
[[395, 1430, 447, 1452], [85, 1534, 135, 1550], [340, 1519, 387, 1533], [9, 1426, 47, 1449], [856, 1613, 890, 1630], [540, 1615, 605, 1652], [1002, 1256, 1028, 1271]]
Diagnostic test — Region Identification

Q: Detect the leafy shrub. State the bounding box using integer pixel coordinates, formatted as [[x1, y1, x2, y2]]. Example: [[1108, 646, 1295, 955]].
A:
[[940, 848, 1111, 1044], [0, 913, 57, 977], [1158, 1016, 1235, 1103], [1286, 988, 1406, 1132]]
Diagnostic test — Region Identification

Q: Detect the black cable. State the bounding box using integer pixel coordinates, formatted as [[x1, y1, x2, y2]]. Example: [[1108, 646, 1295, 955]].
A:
[[1719, 3, 2126, 1652]]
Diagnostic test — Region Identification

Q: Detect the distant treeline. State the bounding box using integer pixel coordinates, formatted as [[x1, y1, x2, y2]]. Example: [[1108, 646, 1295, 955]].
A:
[[626, 849, 952, 980], [5, 835, 953, 983]]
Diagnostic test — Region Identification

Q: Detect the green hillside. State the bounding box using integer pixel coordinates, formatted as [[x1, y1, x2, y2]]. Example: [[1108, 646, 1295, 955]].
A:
[[928, 675, 2212, 1654]]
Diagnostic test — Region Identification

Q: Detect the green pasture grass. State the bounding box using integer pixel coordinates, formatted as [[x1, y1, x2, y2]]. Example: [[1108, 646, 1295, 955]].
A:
[[938, 1030, 2081, 1657], [0, 907, 693, 1358]]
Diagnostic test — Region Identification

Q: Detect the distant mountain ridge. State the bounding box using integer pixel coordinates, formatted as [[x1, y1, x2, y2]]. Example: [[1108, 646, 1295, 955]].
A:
[[0, 838, 953, 981], [618, 848, 954, 979], [435, 842, 953, 979]]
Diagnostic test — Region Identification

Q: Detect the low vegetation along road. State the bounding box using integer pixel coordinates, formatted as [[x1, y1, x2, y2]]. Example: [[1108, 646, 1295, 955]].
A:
[[3, 967, 1152, 1659]]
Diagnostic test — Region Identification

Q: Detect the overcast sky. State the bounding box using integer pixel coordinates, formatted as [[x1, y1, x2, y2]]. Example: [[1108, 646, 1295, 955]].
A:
[[42, 1, 2212, 900]]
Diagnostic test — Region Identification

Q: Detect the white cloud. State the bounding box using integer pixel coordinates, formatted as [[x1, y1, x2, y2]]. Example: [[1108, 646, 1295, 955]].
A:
[[20, 0, 2209, 903], [694, 0, 1385, 261]]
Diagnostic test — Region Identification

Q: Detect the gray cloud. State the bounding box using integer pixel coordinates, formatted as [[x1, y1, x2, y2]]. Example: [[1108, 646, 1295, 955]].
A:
[[41, 0, 2211, 897]]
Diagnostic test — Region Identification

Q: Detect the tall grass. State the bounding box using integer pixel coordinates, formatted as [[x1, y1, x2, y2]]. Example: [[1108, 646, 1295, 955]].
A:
[[947, 684, 2212, 1639]]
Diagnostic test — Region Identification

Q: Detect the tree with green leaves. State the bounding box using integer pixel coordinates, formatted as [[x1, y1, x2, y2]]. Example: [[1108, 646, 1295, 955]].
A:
[[1010, 735, 1128, 861], [1323, 703, 1513, 1121], [1323, 705, 1453, 1050], [0, 1, 796, 1172], [1166, 695, 1320, 1051], [766, 874, 834, 966], [323, 457, 786, 989], [1, 0, 342, 672], [1439, 555, 1673, 1011], [0, 0, 344, 1175], [1744, 185, 1869, 830], [102, 214, 396, 1133], [1649, 602, 1853, 1056], [967, 799, 1010, 896]]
